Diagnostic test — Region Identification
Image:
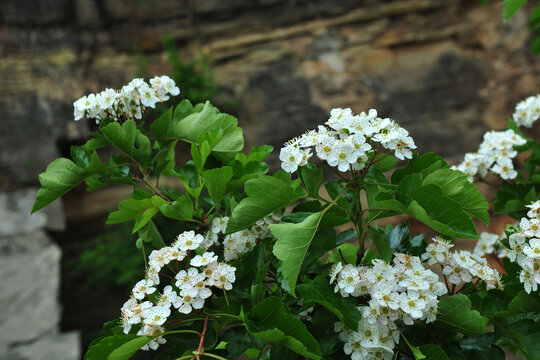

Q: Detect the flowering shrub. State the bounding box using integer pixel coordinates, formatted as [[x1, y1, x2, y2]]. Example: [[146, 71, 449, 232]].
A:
[[32, 76, 540, 359]]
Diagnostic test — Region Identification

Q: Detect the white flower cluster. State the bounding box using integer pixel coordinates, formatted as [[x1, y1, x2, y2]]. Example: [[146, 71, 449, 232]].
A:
[[73, 75, 180, 123], [421, 237, 501, 290], [452, 130, 526, 182], [474, 232, 507, 257], [513, 95, 540, 128], [329, 254, 446, 359], [279, 108, 416, 173], [503, 200, 540, 293], [208, 213, 280, 261], [120, 230, 236, 351]]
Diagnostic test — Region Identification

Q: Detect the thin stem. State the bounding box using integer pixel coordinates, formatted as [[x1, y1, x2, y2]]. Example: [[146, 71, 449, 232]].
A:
[[362, 182, 398, 188], [159, 272, 175, 280], [204, 312, 242, 321], [165, 312, 203, 326], [257, 344, 270, 360], [440, 265, 450, 292], [141, 242, 148, 271], [361, 143, 382, 180], [196, 314, 210, 359], [163, 329, 201, 337], [371, 151, 392, 165], [352, 187, 364, 258], [223, 289, 230, 306]]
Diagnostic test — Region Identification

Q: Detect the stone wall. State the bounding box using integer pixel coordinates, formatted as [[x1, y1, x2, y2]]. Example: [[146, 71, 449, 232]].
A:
[[0, 189, 80, 360], [1, 0, 539, 186]]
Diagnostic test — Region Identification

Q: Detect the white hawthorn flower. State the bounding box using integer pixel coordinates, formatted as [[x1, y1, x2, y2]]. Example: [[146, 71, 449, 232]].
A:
[[523, 238, 540, 258], [132, 279, 156, 300]]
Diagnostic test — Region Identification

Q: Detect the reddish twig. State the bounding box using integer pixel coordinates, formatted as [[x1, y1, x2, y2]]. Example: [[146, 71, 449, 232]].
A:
[[196, 314, 210, 359]]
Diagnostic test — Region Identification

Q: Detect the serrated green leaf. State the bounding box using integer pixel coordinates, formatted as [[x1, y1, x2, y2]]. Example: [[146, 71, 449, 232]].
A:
[[296, 277, 361, 330], [406, 185, 477, 239], [32, 154, 103, 213], [422, 168, 489, 224], [107, 196, 167, 233], [503, 0, 527, 22], [150, 106, 175, 138], [436, 294, 488, 335], [270, 212, 323, 296], [202, 166, 233, 205], [173, 100, 243, 154], [101, 120, 151, 166], [300, 163, 323, 198], [84, 335, 151, 360], [247, 297, 321, 359], [159, 194, 193, 221], [226, 175, 302, 233], [392, 152, 449, 184]]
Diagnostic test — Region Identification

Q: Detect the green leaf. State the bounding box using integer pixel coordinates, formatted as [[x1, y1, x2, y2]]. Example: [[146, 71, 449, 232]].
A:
[[84, 335, 151, 360], [173, 100, 243, 154], [296, 277, 362, 330], [247, 297, 322, 359], [502, 319, 540, 359], [107, 196, 167, 233], [401, 331, 426, 360], [508, 291, 540, 313], [328, 243, 358, 265], [248, 145, 274, 162], [418, 344, 449, 360], [391, 152, 449, 184], [150, 106, 175, 138], [202, 166, 233, 205], [270, 212, 323, 296], [459, 334, 505, 360], [368, 226, 392, 262], [436, 294, 488, 335], [222, 327, 261, 359], [336, 228, 357, 245], [393, 183, 478, 239], [159, 194, 194, 221], [32, 153, 103, 213], [422, 168, 489, 224], [227, 175, 302, 233], [137, 220, 166, 249], [300, 164, 323, 198], [503, 0, 527, 22], [101, 120, 151, 166], [372, 152, 397, 172]]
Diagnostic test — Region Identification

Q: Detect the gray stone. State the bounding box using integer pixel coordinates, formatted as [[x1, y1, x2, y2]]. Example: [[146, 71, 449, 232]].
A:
[[0, 232, 61, 352], [1, 332, 80, 360], [0, 93, 87, 185], [239, 61, 326, 171], [42, 199, 66, 232], [0, 189, 46, 237]]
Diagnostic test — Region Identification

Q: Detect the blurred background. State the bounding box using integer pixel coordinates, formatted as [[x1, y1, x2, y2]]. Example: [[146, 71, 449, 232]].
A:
[[1, 0, 539, 359]]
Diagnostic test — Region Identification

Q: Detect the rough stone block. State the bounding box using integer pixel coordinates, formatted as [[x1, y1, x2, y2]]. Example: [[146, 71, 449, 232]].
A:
[[0, 332, 80, 360], [0, 232, 61, 352], [0, 189, 46, 237]]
